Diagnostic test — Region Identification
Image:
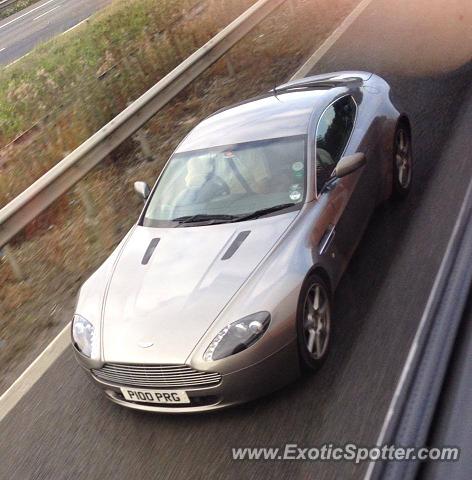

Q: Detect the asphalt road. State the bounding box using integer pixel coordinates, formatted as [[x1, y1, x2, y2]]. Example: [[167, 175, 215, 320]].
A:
[[1, 0, 471, 479], [0, 0, 112, 66]]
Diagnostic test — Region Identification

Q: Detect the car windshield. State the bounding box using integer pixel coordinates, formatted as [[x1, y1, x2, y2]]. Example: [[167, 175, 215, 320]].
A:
[[143, 135, 307, 226]]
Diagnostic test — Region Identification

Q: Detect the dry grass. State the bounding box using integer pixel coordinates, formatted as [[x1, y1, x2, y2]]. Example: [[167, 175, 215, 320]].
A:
[[0, 0, 360, 384]]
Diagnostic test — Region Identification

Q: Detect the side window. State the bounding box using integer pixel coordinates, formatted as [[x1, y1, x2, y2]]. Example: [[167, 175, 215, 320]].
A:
[[316, 96, 356, 194]]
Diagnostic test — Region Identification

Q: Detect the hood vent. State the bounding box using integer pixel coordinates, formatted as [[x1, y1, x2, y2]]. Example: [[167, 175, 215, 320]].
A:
[[221, 231, 250, 260], [141, 238, 160, 265]]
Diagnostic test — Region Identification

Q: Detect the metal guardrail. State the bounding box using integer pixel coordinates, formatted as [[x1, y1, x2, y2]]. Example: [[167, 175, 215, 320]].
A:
[[0, 0, 19, 12], [0, 0, 286, 249]]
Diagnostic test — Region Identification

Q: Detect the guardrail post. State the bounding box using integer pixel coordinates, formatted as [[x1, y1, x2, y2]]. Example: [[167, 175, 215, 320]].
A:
[[168, 30, 183, 59], [76, 184, 98, 222], [133, 129, 155, 162], [123, 56, 148, 89], [288, 0, 298, 16], [2, 244, 25, 282], [75, 184, 105, 249], [224, 54, 236, 77]]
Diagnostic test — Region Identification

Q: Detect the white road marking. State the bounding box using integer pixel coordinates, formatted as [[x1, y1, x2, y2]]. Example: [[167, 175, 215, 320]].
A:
[[59, 18, 88, 37], [0, 324, 70, 423], [5, 50, 31, 68], [33, 4, 61, 21], [3, 6, 88, 67], [0, 0, 375, 422], [290, 0, 375, 80], [0, 0, 57, 31], [3, 16, 86, 67]]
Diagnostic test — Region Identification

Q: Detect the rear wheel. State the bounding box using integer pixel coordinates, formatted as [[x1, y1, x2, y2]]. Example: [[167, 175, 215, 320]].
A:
[[391, 121, 413, 199], [297, 274, 331, 372]]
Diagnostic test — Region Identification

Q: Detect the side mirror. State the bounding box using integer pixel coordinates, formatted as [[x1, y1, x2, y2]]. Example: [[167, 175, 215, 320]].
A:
[[134, 181, 150, 201], [334, 153, 366, 178]]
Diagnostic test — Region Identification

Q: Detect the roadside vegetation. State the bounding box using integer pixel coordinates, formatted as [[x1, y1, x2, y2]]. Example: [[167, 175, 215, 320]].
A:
[[0, 0, 359, 390], [0, 0, 205, 144], [0, 0, 251, 206]]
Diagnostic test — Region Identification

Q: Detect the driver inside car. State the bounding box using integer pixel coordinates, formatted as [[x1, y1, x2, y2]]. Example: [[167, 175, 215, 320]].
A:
[[180, 154, 224, 204], [218, 148, 271, 195], [182, 149, 272, 205]]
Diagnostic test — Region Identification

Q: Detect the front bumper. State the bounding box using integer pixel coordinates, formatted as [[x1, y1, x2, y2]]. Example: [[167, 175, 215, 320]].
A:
[[76, 340, 299, 413]]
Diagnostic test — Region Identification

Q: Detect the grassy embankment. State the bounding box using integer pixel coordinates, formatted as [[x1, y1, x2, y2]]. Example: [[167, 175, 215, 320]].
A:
[[0, 0, 222, 202], [0, 0, 359, 385]]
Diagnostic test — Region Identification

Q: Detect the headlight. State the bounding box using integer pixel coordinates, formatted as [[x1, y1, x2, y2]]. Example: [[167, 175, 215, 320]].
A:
[[203, 312, 270, 361], [72, 315, 98, 358]]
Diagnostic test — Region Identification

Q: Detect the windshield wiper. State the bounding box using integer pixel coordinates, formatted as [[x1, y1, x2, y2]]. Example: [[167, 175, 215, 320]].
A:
[[235, 203, 296, 222], [172, 213, 240, 226], [172, 204, 296, 226]]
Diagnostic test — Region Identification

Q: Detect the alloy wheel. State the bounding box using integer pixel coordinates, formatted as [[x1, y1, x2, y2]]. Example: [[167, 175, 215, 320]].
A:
[[302, 283, 330, 360], [395, 128, 412, 189]]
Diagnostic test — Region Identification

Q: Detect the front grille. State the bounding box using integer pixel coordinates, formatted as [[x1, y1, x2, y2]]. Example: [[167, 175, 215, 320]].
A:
[[92, 363, 221, 389]]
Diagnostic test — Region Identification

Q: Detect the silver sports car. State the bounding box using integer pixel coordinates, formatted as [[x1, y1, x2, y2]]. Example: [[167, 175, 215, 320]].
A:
[[72, 71, 412, 412]]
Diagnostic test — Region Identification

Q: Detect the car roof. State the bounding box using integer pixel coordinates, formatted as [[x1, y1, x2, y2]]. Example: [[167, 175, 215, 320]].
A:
[[175, 71, 371, 153]]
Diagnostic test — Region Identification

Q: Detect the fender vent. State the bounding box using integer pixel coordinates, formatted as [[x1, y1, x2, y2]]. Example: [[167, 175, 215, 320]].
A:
[[141, 238, 160, 265], [221, 231, 250, 260]]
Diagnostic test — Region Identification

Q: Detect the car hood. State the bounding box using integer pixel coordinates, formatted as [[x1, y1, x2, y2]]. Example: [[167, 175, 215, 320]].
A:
[[102, 212, 297, 364]]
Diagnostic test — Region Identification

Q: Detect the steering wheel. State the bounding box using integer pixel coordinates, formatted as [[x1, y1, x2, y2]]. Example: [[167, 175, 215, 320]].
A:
[[211, 175, 230, 195], [196, 174, 231, 202]]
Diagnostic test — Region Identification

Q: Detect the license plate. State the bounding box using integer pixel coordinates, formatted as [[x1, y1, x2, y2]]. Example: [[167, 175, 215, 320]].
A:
[[121, 387, 190, 404]]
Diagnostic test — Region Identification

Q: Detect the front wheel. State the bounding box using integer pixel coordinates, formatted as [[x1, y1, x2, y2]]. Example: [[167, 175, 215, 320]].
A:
[[391, 121, 413, 199], [296, 274, 332, 372]]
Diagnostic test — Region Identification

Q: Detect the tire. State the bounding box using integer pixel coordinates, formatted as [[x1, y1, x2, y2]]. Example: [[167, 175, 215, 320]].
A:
[[391, 120, 413, 200], [296, 273, 332, 372]]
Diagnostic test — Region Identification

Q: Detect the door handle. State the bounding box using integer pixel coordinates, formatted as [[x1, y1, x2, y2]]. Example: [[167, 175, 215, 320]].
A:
[[319, 224, 336, 255]]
